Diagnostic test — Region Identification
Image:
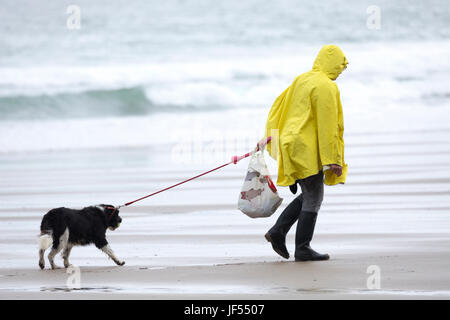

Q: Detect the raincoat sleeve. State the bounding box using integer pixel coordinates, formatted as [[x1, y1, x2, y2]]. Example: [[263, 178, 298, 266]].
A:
[[312, 83, 343, 167]]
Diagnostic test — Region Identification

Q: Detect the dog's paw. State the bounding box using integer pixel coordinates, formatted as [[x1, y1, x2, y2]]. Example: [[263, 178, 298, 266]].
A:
[[116, 261, 125, 266], [39, 262, 45, 270]]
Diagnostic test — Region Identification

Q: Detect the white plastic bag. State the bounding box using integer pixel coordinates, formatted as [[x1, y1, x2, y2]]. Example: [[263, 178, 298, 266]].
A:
[[238, 149, 283, 218]]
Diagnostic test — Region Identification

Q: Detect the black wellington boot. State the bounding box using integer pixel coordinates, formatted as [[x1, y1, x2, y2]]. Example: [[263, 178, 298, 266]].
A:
[[294, 211, 329, 261], [265, 195, 303, 259]]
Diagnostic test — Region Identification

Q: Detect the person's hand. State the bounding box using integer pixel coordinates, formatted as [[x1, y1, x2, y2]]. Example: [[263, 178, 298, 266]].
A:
[[256, 138, 267, 151], [329, 164, 343, 177]]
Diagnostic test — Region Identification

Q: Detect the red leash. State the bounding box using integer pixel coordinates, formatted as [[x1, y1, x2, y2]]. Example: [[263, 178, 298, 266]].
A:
[[117, 136, 272, 209]]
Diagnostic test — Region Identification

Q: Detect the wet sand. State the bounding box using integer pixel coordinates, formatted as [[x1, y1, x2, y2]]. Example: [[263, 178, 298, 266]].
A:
[[1, 127, 450, 299]]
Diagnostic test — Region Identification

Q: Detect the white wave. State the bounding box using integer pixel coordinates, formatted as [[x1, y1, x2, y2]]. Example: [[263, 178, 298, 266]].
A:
[[1, 41, 449, 111], [1, 100, 450, 154], [1, 41, 450, 152]]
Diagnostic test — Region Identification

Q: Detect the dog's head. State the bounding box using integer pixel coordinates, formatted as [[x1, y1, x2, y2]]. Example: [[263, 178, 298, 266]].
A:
[[98, 204, 122, 231]]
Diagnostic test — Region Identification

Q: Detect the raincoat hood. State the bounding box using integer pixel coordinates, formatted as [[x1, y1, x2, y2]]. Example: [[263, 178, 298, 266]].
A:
[[312, 45, 348, 80], [263, 45, 348, 186]]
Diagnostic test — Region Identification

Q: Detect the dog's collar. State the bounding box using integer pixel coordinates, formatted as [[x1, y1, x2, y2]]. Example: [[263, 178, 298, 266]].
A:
[[95, 205, 117, 215]]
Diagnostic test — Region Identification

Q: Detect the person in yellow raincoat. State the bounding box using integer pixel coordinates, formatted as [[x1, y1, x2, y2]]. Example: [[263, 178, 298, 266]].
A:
[[261, 45, 348, 261]]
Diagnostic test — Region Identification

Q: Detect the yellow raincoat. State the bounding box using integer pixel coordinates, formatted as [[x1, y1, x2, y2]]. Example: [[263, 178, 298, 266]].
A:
[[264, 45, 348, 186]]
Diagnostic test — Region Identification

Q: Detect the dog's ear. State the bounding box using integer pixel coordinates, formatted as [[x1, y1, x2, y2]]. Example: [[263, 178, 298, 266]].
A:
[[104, 205, 117, 216]]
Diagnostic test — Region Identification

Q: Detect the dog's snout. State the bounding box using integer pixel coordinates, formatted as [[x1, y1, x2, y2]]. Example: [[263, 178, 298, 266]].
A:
[[118, 217, 122, 223]]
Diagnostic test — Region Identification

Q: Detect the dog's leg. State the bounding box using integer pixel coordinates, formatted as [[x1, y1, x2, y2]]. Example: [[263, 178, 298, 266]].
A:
[[38, 233, 53, 270], [48, 248, 63, 269], [39, 249, 45, 270], [100, 244, 125, 266], [48, 228, 69, 269], [62, 244, 73, 268]]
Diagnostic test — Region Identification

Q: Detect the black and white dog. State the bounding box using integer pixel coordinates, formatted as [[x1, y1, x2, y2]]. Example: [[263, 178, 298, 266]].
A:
[[38, 204, 124, 269]]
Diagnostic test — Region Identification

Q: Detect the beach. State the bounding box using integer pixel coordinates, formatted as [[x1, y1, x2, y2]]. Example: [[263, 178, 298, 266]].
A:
[[1, 0, 450, 300], [1, 118, 450, 299]]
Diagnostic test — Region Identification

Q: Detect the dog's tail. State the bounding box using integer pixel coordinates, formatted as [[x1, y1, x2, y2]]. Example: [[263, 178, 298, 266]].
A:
[[38, 232, 53, 251], [39, 215, 53, 251]]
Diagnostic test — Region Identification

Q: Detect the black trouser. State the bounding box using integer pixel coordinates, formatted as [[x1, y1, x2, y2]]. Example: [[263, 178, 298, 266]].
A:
[[269, 171, 324, 238]]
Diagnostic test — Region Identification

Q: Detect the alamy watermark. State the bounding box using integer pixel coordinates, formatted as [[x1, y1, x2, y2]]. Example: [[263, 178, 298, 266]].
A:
[[366, 5, 381, 30], [66, 265, 81, 289], [66, 5, 81, 30], [366, 265, 381, 289], [170, 129, 279, 166]]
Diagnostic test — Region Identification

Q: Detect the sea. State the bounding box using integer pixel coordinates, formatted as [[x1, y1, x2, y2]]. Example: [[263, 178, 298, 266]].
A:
[[0, 0, 449, 154]]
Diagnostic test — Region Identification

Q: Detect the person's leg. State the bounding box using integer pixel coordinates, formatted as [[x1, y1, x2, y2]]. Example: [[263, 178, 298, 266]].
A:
[[297, 171, 323, 212], [295, 171, 329, 261], [268, 193, 303, 237], [265, 194, 303, 259]]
